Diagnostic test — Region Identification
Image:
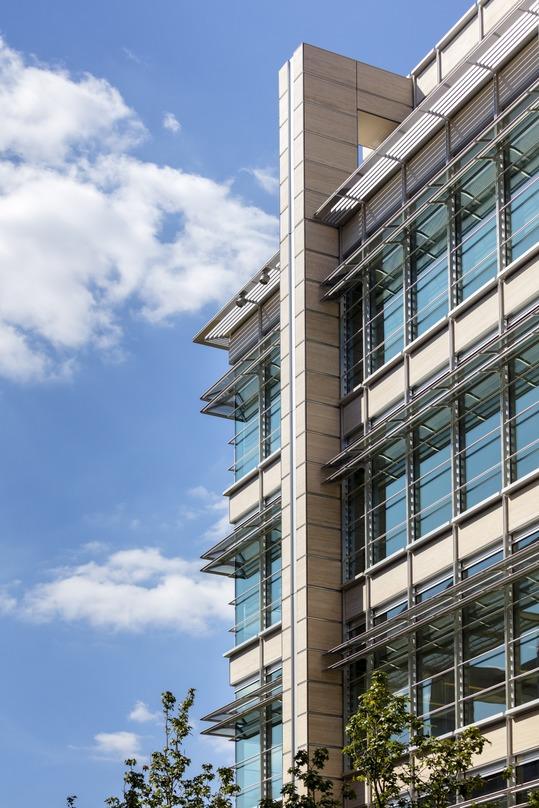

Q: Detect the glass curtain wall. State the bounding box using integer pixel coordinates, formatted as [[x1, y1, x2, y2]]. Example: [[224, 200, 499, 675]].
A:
[[234, 523, 282, 646], [234, 344, 280, 480], [346, 530, 539, 736], [345, 339, 539, 572], [343, 110, 539, 392], [235, 671, 283, 808]]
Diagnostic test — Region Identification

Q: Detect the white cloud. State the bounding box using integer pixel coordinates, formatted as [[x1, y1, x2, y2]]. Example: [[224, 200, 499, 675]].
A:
[[80, 540, 109, 554], [0, 38, 277, 383], [245, 166, 279, 194], [163, 112, 181, 134], [0, 39, 144, 163], [11, 546, 232, 633], [0, 590, 16, 615], [122, 47, 145, 66], [93, 731, 143, 761], [129, 701, 159, 724], [183, 485, 229, 542], [199, 732, 234, 764]]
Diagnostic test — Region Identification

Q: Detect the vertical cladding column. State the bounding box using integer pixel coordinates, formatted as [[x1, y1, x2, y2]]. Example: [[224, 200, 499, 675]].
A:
[[278, 44, 360, 785]]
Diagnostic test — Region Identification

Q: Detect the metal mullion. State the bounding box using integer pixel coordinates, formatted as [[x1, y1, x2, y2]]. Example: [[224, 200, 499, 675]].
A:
[[364, 258, 372, 378], [365, 460, 374, 570]]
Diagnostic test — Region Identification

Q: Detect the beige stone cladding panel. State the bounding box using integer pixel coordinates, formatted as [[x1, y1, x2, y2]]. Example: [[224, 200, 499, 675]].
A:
[[302, 45, 357, 87], [454, 290, 498, 353], [368, 363, 405, 418], [508, 480, 539, 532], [302, 71, 356, 114], [306, 745, 344, 780], [412, 532, 453, 584], [307, 523, 341, 560], [262, 631, 282, 668], [279, 40, 414, 777], [370, 558, 408, 607], [229, 644, 260, 687], [344, 580, 366, 622], [409, 328, 450, 388], [307, 585, 342, 621], [308, 680, 343, 716], [262, 458, 281, 499], [355, 60, 413, 107], [302, 100, 357, 144], [228, 476, 259, 523], [458, 503, 504, 559], [471, 722, 507, 766], [504, 252, 539, 316], [513, 708, 539, 753], [303, 160, 351, 197], [304, 251, 342, 286]]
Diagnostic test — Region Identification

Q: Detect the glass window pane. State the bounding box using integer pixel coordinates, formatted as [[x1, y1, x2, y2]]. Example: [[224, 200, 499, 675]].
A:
[[509, 342, 539, 480], [345, 285, 363, 391], [410, 203, 448, 337], [346, 470, 365, 579], [264, 349, 281, 458], [417, 614, 454, 680], [456, 160, 497, 300], [413, 407, 452, 538], [371, 438, 407, 562], [506, 115, 539, 261], [463, 684, 506, 724], [369, 244, 405, 371], [235, 376, 260, 480], [514, 571, 539, 640], [463, 589, 505, 661], [459, 373, 502, 510], [374, 635, 409, 694]]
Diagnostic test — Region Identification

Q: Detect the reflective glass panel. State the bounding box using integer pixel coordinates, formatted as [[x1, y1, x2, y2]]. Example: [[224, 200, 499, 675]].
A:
[[456, 160, 497, 300], [369, 244, 405, 371], [371, 438, 407, 562], [413, 407, 452, 538], [410, 203, 448, 337], [459, 373, 502, 510]]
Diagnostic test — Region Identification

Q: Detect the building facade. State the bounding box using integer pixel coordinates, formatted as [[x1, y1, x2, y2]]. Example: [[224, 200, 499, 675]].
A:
[[197, 2, 539, 806]]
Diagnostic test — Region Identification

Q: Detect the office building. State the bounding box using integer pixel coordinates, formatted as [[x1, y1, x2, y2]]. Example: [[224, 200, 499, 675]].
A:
[[196, 2, 539, 806]]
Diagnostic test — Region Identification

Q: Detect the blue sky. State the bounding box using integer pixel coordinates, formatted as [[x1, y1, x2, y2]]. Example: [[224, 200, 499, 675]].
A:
[[0, 2, 472, 806]]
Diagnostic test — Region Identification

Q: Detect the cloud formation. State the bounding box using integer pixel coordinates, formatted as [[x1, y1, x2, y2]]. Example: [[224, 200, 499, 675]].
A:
[[245, 166, 279, 194], [93, 730, 143, 761], [163, 112, 181, 134], [0, 37, 277, 382], [129, 701, 159, 724], [9, 547, 232, 633]]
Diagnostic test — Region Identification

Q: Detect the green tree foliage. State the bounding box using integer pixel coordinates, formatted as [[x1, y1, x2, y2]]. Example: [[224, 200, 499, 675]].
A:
[[527, 790, 539, 808], [68, 689, 238, 808], [344, 671, 488, 808], [260, 748, 353, 808], [105, 690, 238, 808]]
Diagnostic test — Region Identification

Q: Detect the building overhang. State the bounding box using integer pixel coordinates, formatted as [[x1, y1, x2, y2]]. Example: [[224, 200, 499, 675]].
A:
[[201, 499, 281, 576], [315, 0, 539, 229], [193, 252, 280, 350], [201, 676, 283, 737], [200, 329, 280, 419], [321, 80, 539, 300]]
